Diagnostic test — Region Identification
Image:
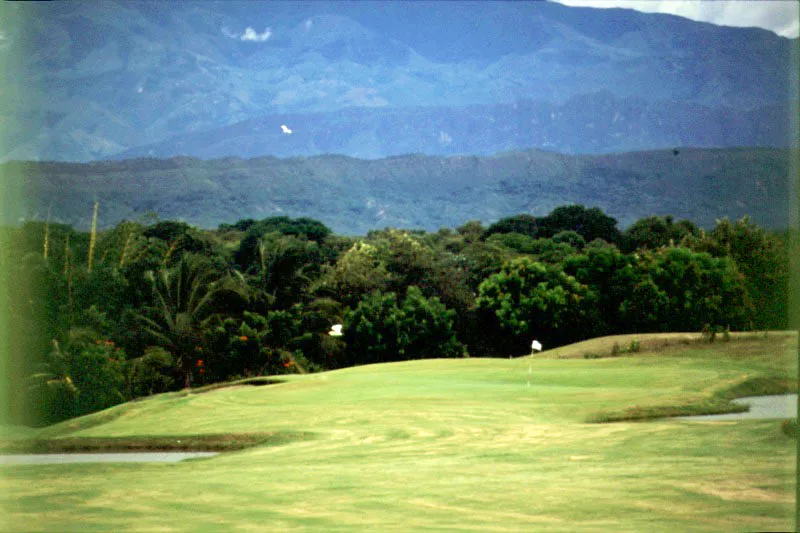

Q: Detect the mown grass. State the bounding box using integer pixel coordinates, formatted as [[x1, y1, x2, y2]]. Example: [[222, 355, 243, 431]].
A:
[[0, 332, 796, 532], [0, 425, 40, 441], [0, 431, 315, 454], [538, 330, 784, 360], [32, 376, 287, 439]]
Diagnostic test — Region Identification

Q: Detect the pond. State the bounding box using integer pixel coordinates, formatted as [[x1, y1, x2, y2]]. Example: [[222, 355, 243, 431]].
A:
[[0, 452, 218, 465], [676, 394, 798, 421]]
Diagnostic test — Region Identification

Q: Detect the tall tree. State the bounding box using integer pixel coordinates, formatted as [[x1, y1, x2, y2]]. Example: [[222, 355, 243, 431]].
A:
[[621, 215, 699, 252], [343, 286, 464, 365], [538, 205, 621, 244], [619, 247, 752, 332], [244, 232, 324, 310], [563, 245, 634, 335], [483, 214, 540, 239], [690, 217, 788, 329], [374, 229, 437, 295], [313, 241, 390, 307], [476, 257, 597, 355]]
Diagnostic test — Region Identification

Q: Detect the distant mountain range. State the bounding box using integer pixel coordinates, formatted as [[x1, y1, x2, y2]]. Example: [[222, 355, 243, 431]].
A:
[[3, 148, 791, 235], [110, 94, 792, 161], [1, 1, 796, 162]]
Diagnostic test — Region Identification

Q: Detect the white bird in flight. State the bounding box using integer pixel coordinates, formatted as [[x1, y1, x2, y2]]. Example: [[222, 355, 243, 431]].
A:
[[329, 324, 343, 337], [281, 124, 292, 135]]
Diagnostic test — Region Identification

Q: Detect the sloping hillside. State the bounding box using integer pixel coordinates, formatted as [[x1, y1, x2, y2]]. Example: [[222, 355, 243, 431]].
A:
[[109, 96, 794, 161], [3, 147, 791, 234], [2, 1, 795, 161]]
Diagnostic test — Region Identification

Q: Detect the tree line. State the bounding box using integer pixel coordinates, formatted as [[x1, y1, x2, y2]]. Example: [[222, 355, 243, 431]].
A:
[[0, 205, 789, 426]]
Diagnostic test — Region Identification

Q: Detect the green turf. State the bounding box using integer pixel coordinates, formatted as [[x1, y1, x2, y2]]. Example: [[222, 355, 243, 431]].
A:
[[1, 333, 796, 531], [0, 432, 316, 454]]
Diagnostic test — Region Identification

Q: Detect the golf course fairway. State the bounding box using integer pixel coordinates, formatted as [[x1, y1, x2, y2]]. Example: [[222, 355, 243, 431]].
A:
[[1, 333, 796, 531]]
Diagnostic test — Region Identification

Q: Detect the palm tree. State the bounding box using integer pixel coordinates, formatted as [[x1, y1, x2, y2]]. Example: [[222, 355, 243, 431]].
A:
[[247, 233, 319, 311], [137, 254, 248, 388]]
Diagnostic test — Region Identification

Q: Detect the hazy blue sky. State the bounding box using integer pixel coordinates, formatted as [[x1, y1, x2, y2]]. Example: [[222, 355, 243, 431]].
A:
[[553, 0, 799, 38]]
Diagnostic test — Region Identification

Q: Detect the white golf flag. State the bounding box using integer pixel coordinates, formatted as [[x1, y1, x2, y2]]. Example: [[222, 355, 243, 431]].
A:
[[531, 340, 543, 352]]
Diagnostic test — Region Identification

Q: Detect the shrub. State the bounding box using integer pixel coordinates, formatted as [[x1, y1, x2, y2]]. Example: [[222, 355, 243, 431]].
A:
[[24, 368, 78, 427], [701, 324, 716, 343], [65, 340, 127, 417], [26, 333, 128, 425], [781, 419, 798, 439], [127, 347, 176, 399]]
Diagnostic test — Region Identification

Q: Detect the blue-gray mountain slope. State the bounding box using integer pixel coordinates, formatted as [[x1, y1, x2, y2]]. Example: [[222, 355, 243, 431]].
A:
[[1, 1, 795, 161]]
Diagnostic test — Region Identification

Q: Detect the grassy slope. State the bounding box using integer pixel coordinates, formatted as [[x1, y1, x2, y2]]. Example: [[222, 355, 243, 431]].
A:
[[1, 333, 796, 532]]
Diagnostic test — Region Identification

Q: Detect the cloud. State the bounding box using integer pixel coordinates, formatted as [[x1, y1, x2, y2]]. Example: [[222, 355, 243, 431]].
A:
[[305, 19, 313, 32], [221, 26, 272, 42], [241, 27, 272, 42], [552, 0, 799, 38]]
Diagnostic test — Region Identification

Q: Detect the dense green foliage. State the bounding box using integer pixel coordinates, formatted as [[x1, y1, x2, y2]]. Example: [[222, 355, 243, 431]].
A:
[[136, 255, 250, 388], [476, 258, 598, 354], [344, 287, 464, 365], [1, 205, 788, 426], [621, 215, 700, 252]]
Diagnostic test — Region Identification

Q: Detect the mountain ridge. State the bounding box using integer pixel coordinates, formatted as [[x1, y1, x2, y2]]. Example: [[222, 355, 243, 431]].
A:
[[2, 1, 795, 162], [3, 147, 791, 235], [108, 94, 793, 161]]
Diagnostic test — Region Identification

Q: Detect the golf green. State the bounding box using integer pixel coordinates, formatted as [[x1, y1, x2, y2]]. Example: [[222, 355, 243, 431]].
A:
[[1, 333, 796, 531]]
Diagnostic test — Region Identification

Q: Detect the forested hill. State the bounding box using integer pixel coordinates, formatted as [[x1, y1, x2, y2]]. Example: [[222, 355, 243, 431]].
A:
[[3, 147, 791, 234]]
